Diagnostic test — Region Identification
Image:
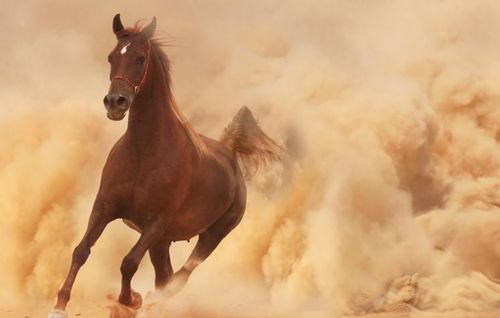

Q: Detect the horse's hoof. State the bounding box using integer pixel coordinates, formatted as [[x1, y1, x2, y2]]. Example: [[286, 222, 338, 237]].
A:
[[130, 290, 143, 309], [48, 309, 68, 318]]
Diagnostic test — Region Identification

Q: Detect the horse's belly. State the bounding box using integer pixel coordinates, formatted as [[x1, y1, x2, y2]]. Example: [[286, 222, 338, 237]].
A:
[[123, 219, 142, 233], [164, 204, 228, 241]]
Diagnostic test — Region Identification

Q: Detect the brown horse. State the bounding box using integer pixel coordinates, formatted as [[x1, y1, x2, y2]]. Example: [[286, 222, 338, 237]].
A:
[[48, 14, 282, 318]]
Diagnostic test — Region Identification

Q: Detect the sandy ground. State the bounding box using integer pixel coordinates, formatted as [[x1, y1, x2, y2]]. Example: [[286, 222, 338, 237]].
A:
[[3, 304, 500, 318], [4, 311, 500, 318]]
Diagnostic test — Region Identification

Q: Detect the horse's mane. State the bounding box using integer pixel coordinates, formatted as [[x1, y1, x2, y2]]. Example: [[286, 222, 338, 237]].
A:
[[122, 24, 208, 157], [152, 40, 209, 157]]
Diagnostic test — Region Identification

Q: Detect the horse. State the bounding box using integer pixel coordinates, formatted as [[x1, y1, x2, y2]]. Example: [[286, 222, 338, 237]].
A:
[[48, 14, 282, 318]]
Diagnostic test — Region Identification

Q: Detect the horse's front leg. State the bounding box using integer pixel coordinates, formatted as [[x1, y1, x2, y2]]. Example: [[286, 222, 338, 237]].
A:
[[118, 221, 164, 307], [49, 210, 111, 318]]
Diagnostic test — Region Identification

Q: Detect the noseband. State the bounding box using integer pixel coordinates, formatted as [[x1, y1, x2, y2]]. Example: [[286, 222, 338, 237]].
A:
[[111, 41, 152, 94]]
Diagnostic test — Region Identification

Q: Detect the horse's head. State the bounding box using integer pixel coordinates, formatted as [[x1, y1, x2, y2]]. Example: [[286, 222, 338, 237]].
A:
[[104, 14, 156, 121]]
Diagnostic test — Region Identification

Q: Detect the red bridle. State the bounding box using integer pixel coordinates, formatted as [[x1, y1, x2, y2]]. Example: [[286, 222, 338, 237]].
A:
[[111, 40, 152, 94]]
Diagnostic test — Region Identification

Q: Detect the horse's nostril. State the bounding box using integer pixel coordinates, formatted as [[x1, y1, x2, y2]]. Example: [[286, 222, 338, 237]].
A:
[[117, 96, 127, 107], [103, 96, 110, 108]]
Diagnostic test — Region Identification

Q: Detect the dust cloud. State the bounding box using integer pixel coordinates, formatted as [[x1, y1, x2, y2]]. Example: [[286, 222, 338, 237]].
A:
[[1, 0, 500, 317]]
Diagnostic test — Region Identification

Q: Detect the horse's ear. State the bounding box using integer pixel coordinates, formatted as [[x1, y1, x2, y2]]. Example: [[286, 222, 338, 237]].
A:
[[142, 17, 157, 38], [113, 14, 124, 35]]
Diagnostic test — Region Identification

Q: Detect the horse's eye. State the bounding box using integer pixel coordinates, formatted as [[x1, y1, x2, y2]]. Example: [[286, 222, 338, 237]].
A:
[[136, 56, 145, 65]]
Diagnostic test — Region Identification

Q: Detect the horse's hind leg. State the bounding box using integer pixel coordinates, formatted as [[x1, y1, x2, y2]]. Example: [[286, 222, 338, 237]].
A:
[[167, 199, 245, 295], [148, 238, 173, 289], [49, 211, 110, 317]]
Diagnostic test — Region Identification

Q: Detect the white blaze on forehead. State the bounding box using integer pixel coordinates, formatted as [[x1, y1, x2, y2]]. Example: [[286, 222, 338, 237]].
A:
[[120, 42, 131, 55]]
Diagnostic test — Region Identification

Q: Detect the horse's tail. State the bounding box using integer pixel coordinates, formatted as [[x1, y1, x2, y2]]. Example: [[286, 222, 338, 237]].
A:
[[220, 106, 283, 178]]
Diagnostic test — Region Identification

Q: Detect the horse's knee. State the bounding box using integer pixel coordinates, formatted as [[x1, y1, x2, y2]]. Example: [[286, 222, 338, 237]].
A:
[[120, 255, 139, 278], [72, 244, 90, 265]]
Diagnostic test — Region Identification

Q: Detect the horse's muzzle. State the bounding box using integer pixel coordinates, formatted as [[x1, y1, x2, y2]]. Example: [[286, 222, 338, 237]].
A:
[[103, 93, 130, 121], [106, 109, 127, 121]]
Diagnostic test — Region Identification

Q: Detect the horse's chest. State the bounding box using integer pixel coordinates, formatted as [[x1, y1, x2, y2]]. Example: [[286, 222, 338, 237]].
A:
[[106, 162, 179, 212], [115, 173, 177, 230], [128, 170, 177, 206]]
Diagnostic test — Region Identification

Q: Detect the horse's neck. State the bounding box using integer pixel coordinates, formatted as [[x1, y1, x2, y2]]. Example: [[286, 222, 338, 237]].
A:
[[125, 55, 187, 155]]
